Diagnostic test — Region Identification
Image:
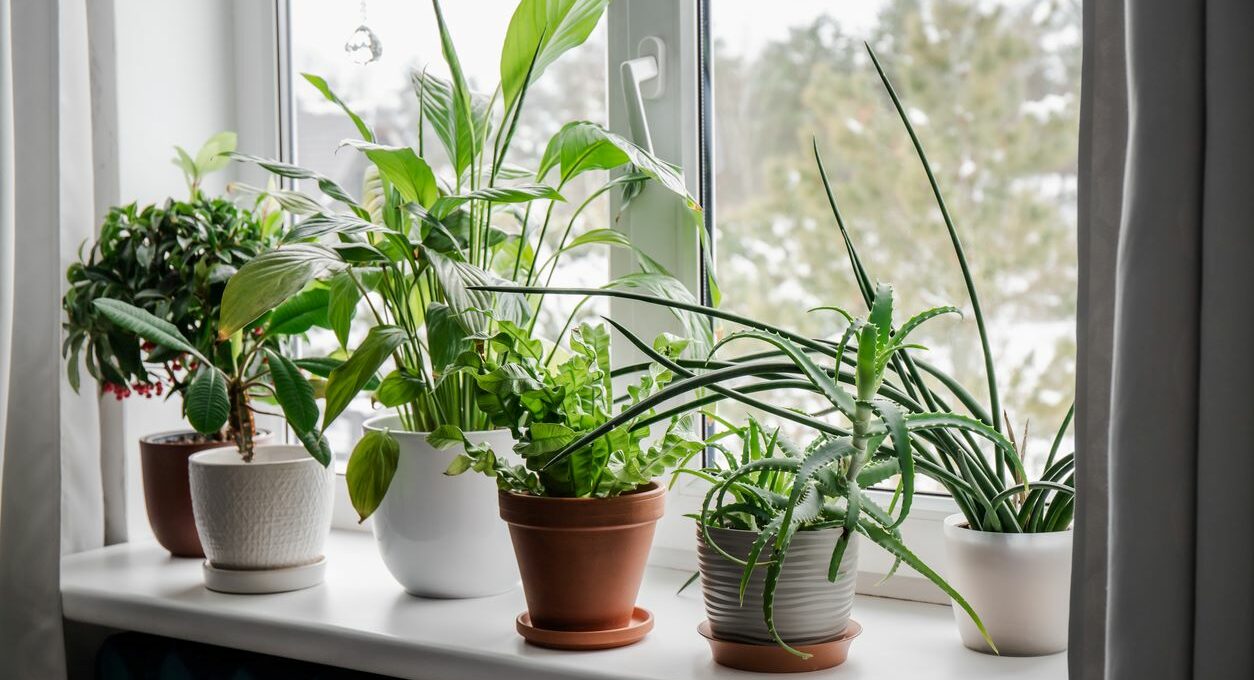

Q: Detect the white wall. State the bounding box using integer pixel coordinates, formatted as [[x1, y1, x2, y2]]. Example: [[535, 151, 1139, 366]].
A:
[[110, 1, 280, 538]]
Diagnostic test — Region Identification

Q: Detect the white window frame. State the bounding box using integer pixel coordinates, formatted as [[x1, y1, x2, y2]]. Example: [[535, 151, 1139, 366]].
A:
[[239, 0, 960, 605]]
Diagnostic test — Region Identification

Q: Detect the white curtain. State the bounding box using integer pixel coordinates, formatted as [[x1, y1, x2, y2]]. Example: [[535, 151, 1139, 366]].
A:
[[0, 0, 120, 676]]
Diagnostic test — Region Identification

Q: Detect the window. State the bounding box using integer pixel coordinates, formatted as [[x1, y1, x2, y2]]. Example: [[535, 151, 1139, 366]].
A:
[[286, 0, 611, 456], [705, 0, 1080, 491]]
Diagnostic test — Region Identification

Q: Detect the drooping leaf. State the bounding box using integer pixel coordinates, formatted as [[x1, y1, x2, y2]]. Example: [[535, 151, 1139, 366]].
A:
[[375, 369, 428, 408], [91, 299, 204, 362], [264, 350, 318, 434], [428, 184, 563, 220], [346, 429, 399, 522], [327, 273, 361, 349], [185, 366, 230, 435], [426, 250, 530, 336], [282, 212, 384, 243]]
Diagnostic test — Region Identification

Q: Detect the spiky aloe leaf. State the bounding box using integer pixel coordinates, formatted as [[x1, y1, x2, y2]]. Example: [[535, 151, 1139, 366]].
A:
[[712, 329, 856, 418]]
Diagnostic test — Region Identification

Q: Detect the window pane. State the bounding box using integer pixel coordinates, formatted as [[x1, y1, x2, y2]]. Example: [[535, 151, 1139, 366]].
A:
[[710, 0, 1080, 490], [288, 1, 608, 456]]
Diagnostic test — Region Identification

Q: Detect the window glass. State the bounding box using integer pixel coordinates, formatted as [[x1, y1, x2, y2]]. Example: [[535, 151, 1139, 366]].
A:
[[710, 0, 1081, 490], [288, 1, 608, 455]]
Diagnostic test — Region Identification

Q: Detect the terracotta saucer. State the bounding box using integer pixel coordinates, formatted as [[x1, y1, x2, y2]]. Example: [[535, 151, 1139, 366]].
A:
[[697, 619, 862, 673], [516, 607, 654, 650]]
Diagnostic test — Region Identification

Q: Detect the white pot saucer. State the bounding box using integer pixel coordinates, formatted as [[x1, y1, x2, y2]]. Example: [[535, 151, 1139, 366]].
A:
[[203, 556, 327, 594]]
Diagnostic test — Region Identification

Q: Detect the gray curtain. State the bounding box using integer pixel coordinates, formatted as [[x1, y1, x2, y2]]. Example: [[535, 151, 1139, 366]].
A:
[[1075, 1, 1254, 679]]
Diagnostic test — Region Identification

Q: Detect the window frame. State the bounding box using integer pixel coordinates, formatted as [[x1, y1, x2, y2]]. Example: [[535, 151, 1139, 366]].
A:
[[245, 0, 959, 604]]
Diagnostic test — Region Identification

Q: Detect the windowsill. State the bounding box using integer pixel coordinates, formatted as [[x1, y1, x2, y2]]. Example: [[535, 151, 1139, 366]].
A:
[[61, 531, 1065, 679]]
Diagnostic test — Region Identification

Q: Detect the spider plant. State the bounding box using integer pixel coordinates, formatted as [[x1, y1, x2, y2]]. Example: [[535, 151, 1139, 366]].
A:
[[216, 0, 710, 519], [472, 280, 1006, 655]]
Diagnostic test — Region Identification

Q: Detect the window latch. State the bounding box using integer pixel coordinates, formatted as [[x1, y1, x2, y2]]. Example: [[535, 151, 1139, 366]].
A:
[[620, 36, 665, 154]]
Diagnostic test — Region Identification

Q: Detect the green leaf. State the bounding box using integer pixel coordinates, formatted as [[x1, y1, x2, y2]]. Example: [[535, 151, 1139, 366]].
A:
[[429, 184, 563, 220], [327, 273, 361, 349], [427, 424, 466, 450], [228, 152, 364, 212], [341, 140, 438, 208], [264, 350, 318, 434], [430, 0, 479, 179], [536, 122, 694, 207], [292, 356, 383, 391], [868, 283, 894, 349], [303, 73, 374, 142], [185, 367, 230, 435], [296, 430, 334, 467], [219, 244, 346, 338], [426, 250, 530, 336], [712, 329, 855, 418], [324, 325, 407, 429], [425, 302, 470, 374], [375, 370, 428, 408], [232, 183, 324, 216], [346, 430, 399, 522], [894, 305, 962, 345], [500, 0, 610, 114], [91, 299, 204, 362], [283, 212, 383, 243], [194, 131, 237, 173], [872, 399, 912, 528], [267, 287, 331, 336]]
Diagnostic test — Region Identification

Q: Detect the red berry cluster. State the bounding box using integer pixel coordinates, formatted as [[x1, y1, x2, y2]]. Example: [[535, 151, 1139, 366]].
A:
[[102, 380, 165, 401]]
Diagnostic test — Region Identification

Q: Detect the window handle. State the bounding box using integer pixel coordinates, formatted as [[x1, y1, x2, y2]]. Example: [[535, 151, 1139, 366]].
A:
[[620, 36, 665, 154]]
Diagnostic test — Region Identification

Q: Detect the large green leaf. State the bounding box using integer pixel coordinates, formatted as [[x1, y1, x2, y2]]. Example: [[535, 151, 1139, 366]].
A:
[[194, 131, 237, 174], [536, 122, 692, 205], [346, 430, 399, 522], [324, 326, 407, 429], [430, 0, 479, 179], [426, 250, 530, 336], [185, 367, 230, 435], [92, 299, 204, 362], [341, 140, 438, 208], [375, 370, 429, 408], [219, 244, 346, 338], [303, 73, 374, 142], [292, 356, 382, 391], [267, 287, 331, 336], [425, 302, 470, 374], [500, 0, 610, 114], [429, 184, 563, 220], [264, 350, 318, 435], [283, 213, 383, 243]]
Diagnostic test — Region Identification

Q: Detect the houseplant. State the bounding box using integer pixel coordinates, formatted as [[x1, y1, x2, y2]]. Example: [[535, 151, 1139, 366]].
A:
[[62, 132, 280, 557], [218, 0, 709, 598], [476, 283, 1004, 668], [817, 45, 1076, 655], [91, 289, 345, 593], [438, 322, 702, 649]]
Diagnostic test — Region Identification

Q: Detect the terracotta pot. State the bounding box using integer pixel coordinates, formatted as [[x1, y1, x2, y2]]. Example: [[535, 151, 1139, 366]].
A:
[[138, 430, 270, 557], [498, 482, 665, 631]]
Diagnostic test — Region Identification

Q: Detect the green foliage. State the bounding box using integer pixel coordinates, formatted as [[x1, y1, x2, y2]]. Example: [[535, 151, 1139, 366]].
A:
[[438, 323, 702, 498], [346, 429, 400, 522]]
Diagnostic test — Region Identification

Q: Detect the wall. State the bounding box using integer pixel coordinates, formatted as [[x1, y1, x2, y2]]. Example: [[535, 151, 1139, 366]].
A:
[[110, 0, 279, 539]]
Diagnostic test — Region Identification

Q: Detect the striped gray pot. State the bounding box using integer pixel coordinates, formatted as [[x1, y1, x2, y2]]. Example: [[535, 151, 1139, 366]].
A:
[[697, 524, 858, 645]]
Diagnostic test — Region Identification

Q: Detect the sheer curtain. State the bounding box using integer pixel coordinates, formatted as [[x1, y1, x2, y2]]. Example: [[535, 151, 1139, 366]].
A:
[[1075, 1, 1254, 678], [0, 0, 121, 677]]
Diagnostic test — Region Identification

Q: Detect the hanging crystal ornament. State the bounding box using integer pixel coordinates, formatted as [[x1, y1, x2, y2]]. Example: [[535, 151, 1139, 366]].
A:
[[345, 1, 382, 65]]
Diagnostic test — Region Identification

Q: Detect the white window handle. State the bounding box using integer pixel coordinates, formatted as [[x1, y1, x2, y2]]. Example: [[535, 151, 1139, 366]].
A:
[[620, 36, 665, 154]]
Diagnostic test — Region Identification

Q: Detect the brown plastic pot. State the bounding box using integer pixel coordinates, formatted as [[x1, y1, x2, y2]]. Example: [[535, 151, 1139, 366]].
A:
[[498, 482, 665, 632], [139, 430, 270, 557]]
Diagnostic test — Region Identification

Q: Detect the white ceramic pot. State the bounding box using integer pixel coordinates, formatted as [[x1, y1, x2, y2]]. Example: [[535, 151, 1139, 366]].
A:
[[189, 445, 334, 592], [365, 415, 519, 598], [942, 513, 1072, 656]]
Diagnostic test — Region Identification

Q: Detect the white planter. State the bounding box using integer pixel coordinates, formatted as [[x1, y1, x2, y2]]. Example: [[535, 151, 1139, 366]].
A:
[[189, 444, 334, 593], [365, 415, 519, 598], [942, 513, 1072, 656]]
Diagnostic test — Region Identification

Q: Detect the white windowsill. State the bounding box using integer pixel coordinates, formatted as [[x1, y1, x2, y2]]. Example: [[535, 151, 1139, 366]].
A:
[[61, 531, 1065, 680]]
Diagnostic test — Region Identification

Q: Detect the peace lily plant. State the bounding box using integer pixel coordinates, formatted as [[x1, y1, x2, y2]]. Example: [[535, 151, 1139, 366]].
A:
[[216, 0, 708, 599]]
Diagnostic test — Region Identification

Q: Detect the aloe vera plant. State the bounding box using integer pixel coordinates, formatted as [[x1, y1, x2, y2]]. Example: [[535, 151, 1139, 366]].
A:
[[217, 0, 709, 520], [470, 281, 1005, 654]]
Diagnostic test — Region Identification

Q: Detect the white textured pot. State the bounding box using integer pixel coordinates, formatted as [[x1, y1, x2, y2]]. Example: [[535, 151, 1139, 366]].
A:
[[188, 445, 334, 592], [365, 415, 519, 598], [942, 513, 1072, 656], [697, 525, 859, 645]]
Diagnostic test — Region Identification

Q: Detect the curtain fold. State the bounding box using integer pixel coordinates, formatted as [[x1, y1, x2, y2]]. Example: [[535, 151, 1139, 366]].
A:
[[1075, 1, 1254, 678], [0, 0, 117, 676]]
